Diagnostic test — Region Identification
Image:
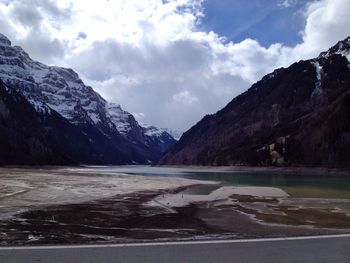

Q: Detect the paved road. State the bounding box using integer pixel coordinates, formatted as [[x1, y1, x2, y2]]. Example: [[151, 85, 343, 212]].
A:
[[1, 235, 350, 263]]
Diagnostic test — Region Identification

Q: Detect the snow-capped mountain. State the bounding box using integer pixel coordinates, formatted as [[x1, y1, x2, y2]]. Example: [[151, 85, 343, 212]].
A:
[[162, 129, 183, 141], [140, 124, 179, 154], [319, 36, 350, 60], [160, 36, 350, 168], [0, 79, 129, 165], [106, 103, 136, 136], [0, 33, 176, 164]]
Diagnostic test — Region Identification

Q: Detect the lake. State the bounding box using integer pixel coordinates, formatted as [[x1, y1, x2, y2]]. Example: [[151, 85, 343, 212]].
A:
[[2, 166, 350, 244], [67, 165, 350, 199]]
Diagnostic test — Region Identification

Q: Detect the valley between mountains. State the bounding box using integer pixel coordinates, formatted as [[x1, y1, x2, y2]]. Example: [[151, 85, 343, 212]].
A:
[[1, 34, 350, 246], [1, 33, 350, 168]]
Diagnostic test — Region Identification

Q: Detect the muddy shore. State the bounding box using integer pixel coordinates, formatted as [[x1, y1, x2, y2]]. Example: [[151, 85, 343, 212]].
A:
[[1, 168, 350, 245], [1, 187, 350, 245]]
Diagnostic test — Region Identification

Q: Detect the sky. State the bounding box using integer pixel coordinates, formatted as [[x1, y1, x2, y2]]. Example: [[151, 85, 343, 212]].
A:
[[0, 0, 350, 132]]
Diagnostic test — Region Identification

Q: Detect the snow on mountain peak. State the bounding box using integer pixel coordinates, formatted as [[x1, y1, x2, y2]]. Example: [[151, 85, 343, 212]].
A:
[[0, 33, 176, 162], [164, 129, 183, 141], [106, 102, 134, 135], [0, 37, 109, 126], [142, 124, 166, 137], [319, 36, 350, 62], [0, 33, 11, 46], [140, 123, 181, 141], [107, 102, 122, 111]]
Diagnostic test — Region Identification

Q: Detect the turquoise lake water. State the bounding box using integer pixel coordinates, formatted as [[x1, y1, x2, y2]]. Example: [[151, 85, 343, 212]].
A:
[[69, 166, 350, 199]]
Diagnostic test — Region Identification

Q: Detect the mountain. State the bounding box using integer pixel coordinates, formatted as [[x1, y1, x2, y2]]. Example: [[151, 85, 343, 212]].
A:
[[0, 80, 63, 165], [141, 124, 180, 154], [0, 33, 175, 165], [0, 80, 132, 165], [160, 37, 350, 168], [162, 129, 183, 141]]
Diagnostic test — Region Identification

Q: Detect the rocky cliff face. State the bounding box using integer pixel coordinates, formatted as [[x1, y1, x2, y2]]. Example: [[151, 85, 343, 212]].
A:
[[0, 33, 175, 165], [160, 37, 350, 168]]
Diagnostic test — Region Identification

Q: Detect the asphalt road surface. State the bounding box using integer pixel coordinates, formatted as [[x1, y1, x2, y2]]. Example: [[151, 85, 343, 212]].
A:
[[1, 234, 350, 263]]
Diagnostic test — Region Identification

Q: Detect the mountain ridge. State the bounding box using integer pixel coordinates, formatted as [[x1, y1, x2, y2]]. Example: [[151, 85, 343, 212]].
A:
[[0, 33, 175, 165], [159, 36, 350, 168]]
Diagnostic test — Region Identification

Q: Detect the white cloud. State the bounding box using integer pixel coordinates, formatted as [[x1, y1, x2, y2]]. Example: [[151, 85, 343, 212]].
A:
[[273, 0, 350, 67], [0, 0, 350, 131], [291, 0, 350, 60], [173, 90, 199, 105], [278, 0, 297, 8]]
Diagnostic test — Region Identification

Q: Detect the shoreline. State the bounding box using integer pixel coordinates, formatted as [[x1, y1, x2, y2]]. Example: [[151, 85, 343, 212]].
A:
[[2, 164, 350, 177], [1, 167, 350, 245], [0, 168, 218, 221], [154, 165, 350, 176]]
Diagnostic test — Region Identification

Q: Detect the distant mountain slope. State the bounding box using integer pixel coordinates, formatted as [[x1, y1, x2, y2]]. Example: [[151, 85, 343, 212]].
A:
[[0, 80, 130, 165], [0, 80, 61, 165], [0, 33, 175, 164], [160, 37, 350, 168]]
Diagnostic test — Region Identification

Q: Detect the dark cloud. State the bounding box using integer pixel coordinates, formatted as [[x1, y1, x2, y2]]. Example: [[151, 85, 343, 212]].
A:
[[9, 0, 71, 30], [0, 0, 70, 63], [16, 31, 65, 64], [37, 0, 72, 21], [10, 3, 42, 28]]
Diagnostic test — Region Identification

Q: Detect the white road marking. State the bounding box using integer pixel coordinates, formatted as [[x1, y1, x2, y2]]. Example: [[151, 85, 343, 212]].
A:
[[1, 234, 350, 250]]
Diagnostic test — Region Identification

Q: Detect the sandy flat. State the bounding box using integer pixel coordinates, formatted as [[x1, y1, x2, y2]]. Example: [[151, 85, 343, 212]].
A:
[[0, 168, 217, 220], [148, 186, 289, 209], [226, 186, 289, 197], [1, 168, 350, 245]]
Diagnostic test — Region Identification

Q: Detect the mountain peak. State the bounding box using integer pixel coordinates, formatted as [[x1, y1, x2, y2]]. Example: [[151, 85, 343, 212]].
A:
[[107, 102, 122, 110], [0, 33, 11, 46], [318, 36, 350, 59], [160, 36, 350, 168], [0, 32, 176, 165]]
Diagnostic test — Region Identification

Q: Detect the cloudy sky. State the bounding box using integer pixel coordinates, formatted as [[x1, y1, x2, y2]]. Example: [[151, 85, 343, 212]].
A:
[[0, 0, 350, 131]]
